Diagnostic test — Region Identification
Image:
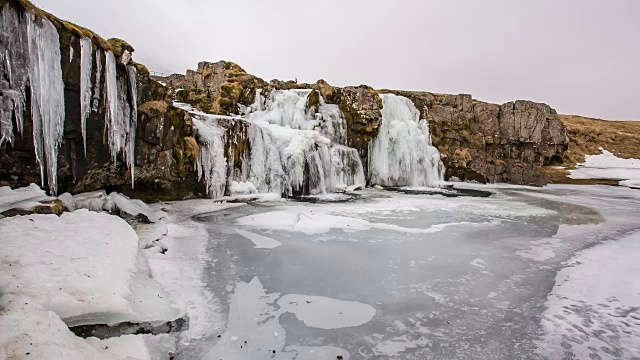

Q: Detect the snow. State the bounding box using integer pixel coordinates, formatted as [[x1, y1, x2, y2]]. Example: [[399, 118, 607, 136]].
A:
[[569, 148, 640, 189], [537, 231, 640, 358], [0, 183, 51, 213], [369, 94, 444, 187], [0, 294, 174, 360], [26, 11, 66, 195], [79, 37, 93, 156], [0, 295, 114, 360], [234, 229, 282, 249], [0, 210, 138, 321]]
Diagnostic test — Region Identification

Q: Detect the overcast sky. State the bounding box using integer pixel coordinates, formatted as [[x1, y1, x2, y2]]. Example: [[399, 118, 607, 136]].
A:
[[33, 0, 640, 120]]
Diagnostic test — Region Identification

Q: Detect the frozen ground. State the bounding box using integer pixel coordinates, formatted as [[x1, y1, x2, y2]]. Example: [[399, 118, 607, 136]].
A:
[[151, 184, 640, 359]]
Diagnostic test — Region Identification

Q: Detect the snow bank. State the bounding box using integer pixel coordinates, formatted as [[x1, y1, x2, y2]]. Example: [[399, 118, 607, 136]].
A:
[[0, 295, 114, 360], [568, 148, 640, 188], [229, 181, 257, 195], [0, 210, 138, 320], [0, 295, 174, 360], [72, 190, 158, 220]]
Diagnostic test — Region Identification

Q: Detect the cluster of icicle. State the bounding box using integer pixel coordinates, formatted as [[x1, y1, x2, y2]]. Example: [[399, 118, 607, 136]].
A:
[[369, 93, 445, 187], [0, 4, 138, 194], [178, 88, 367, 198]]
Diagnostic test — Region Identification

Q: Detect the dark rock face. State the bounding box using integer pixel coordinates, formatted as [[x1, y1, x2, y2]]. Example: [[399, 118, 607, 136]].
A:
[[0, 1, 203, 200], [387, 90, 569, 185]]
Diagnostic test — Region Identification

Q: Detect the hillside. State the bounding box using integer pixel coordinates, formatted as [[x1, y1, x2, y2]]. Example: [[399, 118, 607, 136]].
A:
[[543, 115, 640, 184]]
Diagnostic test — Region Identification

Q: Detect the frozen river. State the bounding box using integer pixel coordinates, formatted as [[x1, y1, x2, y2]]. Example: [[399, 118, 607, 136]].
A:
[[164, 185, 640, 360]]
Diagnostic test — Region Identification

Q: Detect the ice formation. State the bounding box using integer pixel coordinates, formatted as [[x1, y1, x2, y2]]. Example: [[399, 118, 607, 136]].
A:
[[0, 5, 28, 146], [79, 37, 93, 155], [184, 88, 367, 198], [369, 93, 444, 187], [105, 51, 137, 187], [26, 12, 66, 195], [192, 116, 228, 198]]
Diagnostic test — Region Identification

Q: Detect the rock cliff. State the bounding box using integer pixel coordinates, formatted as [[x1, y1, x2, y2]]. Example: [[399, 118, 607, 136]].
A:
[[1, 0, 570, 200]]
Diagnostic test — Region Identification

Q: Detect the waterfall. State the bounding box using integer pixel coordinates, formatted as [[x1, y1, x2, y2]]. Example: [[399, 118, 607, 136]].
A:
[[369, 93, 444, 188], [126, 65, 138, 187], [26, 11, 66, 195], [330, 145, 366, 191], [79, 37, 92, 156]]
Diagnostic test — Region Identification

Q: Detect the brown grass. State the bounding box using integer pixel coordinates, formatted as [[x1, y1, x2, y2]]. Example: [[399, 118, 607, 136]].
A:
[[543, 115, 640, 184]]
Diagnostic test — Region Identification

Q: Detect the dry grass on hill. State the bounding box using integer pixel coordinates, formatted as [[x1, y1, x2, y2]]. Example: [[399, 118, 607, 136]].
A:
[[543, 115, 640, 184]]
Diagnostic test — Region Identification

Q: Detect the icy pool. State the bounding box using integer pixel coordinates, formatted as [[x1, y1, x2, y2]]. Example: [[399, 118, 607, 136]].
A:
[[162, 185, 640, 360]]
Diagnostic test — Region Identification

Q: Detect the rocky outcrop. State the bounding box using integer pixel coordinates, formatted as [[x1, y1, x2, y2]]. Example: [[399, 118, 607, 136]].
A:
[[384, 90, 569, 185], [0, 0, 203, 200]]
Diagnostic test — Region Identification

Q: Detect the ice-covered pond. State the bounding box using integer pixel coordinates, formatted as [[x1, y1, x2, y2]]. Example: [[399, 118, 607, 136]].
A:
[[162, 185, 640, 360]]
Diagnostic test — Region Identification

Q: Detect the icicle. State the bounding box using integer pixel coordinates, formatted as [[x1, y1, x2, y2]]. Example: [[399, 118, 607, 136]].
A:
[[104, 51, 137, 188], [69, 44, 73, 62], [92, 49, 102, 112], [126, 65, 137, 187], [368, 94, 445, 187], [0, 5, 28, 147], [79, 37, 92, 156], [26, 12, 65, 195]]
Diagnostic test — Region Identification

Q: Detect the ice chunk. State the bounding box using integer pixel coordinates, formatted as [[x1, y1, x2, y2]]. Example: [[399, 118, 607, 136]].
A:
[[0, 183, 52, 213], [369, 93, 445, 187], [57, 192, 76, 211], [73, 190, 108, 212], [235, 229, 282, 249], [79, 37, 93, 155], [229, 180, 257, 195], [277, 294, 376, 329]]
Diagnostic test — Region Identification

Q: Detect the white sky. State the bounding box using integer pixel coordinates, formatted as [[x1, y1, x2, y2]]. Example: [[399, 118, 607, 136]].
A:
[[33, 0, 640, 120]]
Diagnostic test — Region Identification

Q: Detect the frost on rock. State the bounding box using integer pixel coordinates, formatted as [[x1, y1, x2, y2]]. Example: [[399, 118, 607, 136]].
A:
[[105, 51, 137, 187], [369, 93, 445, 187], [27, 12, 66, 195], [79, 37, 93, 155]]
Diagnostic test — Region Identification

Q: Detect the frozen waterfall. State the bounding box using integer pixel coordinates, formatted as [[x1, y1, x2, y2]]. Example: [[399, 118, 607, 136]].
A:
[[26, 12, 66, 195], [79, 37, 92, 155], [369, 93, 445, 188], [180, 88, 366, 198]]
